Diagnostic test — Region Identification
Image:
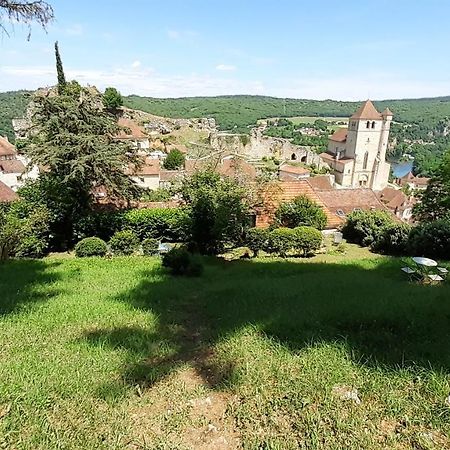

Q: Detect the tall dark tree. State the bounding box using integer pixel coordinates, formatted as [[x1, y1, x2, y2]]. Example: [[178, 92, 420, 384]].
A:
[[103, 87, 123, 110], [54, 41, 66, 93], [0, 0, 54, 39], [21, 84, 141, 248]]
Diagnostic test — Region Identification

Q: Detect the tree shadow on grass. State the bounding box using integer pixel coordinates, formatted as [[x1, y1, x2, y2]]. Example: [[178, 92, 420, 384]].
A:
[[0, 259, 62, 315], [83, 256, 450, 394]]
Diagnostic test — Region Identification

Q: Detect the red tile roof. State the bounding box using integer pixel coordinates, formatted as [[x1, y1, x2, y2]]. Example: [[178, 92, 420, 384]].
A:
[[350, 100, 382, 120], [0, 159, 26, 174], [382, 107, 394, 117], [219, 158, 257, 179], [0, 136, 17, 157], [0, 180, 18, 202], [307, 175, 333, 190], [279, 164, 310, 175], [329, 128, 348, 142], [126, 157, 160, 176]]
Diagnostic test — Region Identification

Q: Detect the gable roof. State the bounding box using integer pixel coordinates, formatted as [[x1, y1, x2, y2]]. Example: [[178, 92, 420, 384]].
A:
[[116, 118, 148, 140], [307, 175, 333, 191], [126, 157, 160, 176], [0, 159, 26, 174], [0, 136, 17, 157], [279, 164, 311, 175], [329, 128, 348, 142], [382, 107, 394, 117], [0, 180, 18, 202], [350, 100, 382, 120]]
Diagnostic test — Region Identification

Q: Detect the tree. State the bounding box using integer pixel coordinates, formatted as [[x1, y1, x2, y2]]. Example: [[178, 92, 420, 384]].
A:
[[163, 148, 185, 170], [54, 41, 66, 93], [103, 87, 123, 110], [0, 0, 54, 39], [414, 149, 450, 222], [275, 195, 327, 230], [21, 85, 141, 248], [180, 170, 249, 254]]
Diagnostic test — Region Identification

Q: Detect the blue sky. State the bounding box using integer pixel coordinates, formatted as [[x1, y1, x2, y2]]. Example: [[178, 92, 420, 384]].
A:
[[1, 0, 450, 99]]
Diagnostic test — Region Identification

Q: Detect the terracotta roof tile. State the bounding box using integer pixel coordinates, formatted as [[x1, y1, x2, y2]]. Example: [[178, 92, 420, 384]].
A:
[[117, 118, 148, 140], [0, 159, 26, 174], [0, 136, 17, 157], [126, 157, 160, 176], [329, 128, 348, 142], [307, 175, 333, 190], [350, 100, 382, 120], [279, 164, 310, 175], [0, 180, 17, 202]]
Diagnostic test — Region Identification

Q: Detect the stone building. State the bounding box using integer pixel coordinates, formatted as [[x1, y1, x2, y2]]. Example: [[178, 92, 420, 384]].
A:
[[320, 100, 392, 191]]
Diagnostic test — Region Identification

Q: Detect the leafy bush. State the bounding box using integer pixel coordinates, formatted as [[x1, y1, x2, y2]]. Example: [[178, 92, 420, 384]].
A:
[[293, 226, 323, 256], [342, 210, 394, 246], [74, 211, 124, 242], [123, 208, 189, 241], [74, 237, 108, 257], [275, 195, 327, 230], [268, 228, 295, 257], [163, 148, 185, 170], [109, 230, 139, 255], [142, 238, 159, 256], [162, 247, 203, 276], [14, 235, 47, 258], [372, 223, 411, 255], [245, 227, 270, 257], [408, 220, 450, 259]]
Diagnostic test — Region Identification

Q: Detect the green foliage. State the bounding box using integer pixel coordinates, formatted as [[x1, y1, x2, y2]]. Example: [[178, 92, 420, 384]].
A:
[[292, 226, 323, 256], [140, 187, 173, 202], [275, 195, 327, 230], [0, 90, 32, 142], [414, 150, 450, 221], [268, 227, 294, 256], [74, 237, 108, 258], [0, 200, 49, 259], [372, 223, 412, 255], [162, 148, 185, 170], [142, 238, 159, 256], [54, 41, 66, 94], [109, 230, 139, 255], [408, 220, 450, 260], [181, 170, 249, 254], [161, 247, 203, 276], [342, 210, 395, 247], [245, 227, 270, 257], [103, 87, 123, 110]]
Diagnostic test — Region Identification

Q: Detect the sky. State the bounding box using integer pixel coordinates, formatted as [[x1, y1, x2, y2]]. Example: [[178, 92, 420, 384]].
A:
[[1, 0, 450, 100]]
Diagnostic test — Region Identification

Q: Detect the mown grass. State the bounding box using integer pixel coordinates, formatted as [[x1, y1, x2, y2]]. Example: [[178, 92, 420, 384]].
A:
[[0, 252, 449, 449]]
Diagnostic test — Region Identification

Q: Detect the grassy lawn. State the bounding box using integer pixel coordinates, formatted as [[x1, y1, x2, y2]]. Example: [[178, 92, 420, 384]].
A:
[[1, 252, 450, 449]]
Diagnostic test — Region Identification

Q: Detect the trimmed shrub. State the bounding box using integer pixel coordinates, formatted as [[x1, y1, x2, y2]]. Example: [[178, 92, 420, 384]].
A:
[[268, 228, 295, 257], [109, 230, 139, 255], [342, 210, 394, 247], [245, 227, 270, 257], [162, 247, 203, 276], [293, 226, 323, 256], [372, 223, 411, 255], [275, 195, 327, 230], [75, 237, 108, 257], [14, 235, 47, 259], [142, 238, 159, 256], [408, 220, 450, 260]]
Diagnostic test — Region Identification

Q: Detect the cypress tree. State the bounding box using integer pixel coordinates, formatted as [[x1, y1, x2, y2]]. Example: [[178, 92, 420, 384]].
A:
[[54, 41, 66, 93]]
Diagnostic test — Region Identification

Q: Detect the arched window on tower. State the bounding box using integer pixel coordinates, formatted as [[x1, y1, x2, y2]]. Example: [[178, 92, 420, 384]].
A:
[[363, 151, 369, 170], [371, 121, 376, 129], [291, 153, 297, 161], [366, 121, 370, 128]]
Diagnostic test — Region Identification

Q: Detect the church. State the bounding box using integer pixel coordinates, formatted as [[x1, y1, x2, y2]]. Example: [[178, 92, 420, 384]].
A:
[[319, 100, 393, 191]]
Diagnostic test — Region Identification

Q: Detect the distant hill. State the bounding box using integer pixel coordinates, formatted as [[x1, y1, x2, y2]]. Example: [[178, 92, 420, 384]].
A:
[[2, 90, 450, 140]]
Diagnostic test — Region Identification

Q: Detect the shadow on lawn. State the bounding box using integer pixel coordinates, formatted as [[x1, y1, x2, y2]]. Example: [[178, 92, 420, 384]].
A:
[[84, 256, 450, 393], [0, 259, 62, 315]]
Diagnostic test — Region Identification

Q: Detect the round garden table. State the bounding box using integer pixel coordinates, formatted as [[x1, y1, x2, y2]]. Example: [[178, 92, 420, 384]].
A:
[[412, 257, 437, 267]]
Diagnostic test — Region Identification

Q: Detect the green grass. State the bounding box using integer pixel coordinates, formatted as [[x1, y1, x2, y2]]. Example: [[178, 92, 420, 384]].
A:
[[1, 252, 450, 449]]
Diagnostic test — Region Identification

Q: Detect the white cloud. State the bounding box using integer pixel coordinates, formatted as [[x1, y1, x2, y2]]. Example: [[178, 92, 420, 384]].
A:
[[65, 24, 84, 36], [216, 64, 237, 72], [167, 29, 180, 40], [131, 60, 141, 69]]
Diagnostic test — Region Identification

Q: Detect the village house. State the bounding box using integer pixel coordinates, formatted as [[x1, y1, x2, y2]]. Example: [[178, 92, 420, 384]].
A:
[[278, 164, 311, 181], [116, 117, 150, 150], [395, 171, 430, 190], [378, 186, 415, 222], [0, 180, 18, 202], [0, 136, 27, 191], [320, 100, 392, 191]]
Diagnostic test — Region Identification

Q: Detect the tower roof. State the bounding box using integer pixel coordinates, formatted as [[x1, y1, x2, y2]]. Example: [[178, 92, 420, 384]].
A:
[[350, 100, 382, 120], [382, 107, 394, 117]]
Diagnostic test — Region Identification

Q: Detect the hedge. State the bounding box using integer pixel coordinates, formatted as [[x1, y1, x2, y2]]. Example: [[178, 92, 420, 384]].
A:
[[408, 220, 450, 260]]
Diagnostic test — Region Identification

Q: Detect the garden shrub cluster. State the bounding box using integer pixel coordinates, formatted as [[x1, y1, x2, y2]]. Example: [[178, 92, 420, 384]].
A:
[[372, 223, 411, 256], [109, 230, 139, 255], [245, 226, 322, 257], [75, 237, 108, 257], [142, 238, 159, 256], [275, 195, 327, 230], [162, 247, 204, 276], [408, 220, 450, 260]]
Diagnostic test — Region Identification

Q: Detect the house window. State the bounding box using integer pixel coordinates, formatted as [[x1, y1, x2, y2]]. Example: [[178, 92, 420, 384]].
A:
[[363, 151, 369, 170], [336, 209, 346, 218], [366, 121, 370, 128], [301, 155, 307, 163], [371, 121, 376, 129]]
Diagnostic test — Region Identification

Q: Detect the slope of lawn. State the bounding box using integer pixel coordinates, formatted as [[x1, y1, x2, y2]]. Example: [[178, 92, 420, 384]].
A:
[[0, 252, 449, 449]]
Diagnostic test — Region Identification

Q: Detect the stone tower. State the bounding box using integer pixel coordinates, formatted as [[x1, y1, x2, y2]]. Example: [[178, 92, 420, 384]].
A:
[[320, 100, 393, 191]]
